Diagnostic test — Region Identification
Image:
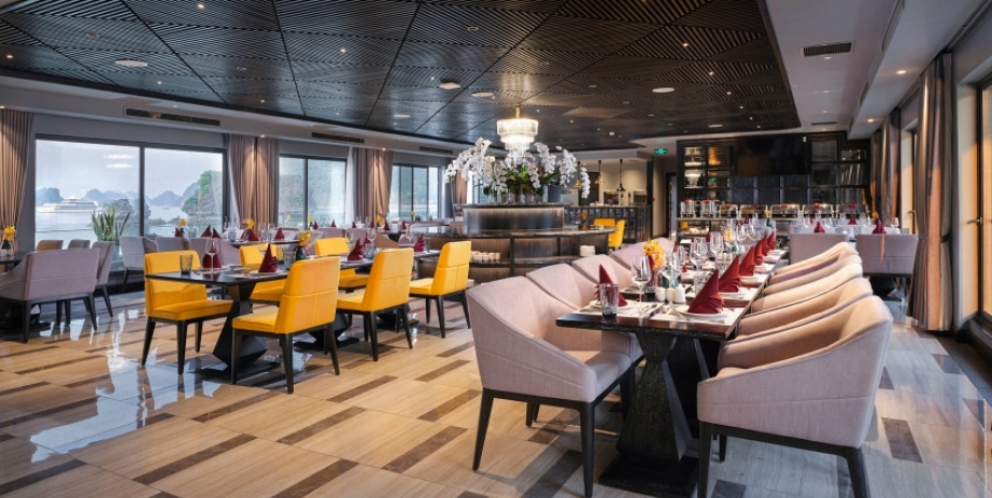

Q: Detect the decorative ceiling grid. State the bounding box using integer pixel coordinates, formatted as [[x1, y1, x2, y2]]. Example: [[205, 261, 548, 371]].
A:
[[0, 0, 800, 150]]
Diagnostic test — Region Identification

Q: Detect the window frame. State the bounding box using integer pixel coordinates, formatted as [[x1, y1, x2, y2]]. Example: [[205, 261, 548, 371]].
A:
[[278, 153, 347, 226], [391, 163, 444, 220], [34, 135, 229, 237], [978, 77, 992, 322]]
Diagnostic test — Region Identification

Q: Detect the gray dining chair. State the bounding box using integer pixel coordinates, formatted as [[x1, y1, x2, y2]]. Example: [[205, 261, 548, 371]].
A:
[[67, 239, 91, 249], [155, 236, 188, 252], [119, 236, 157, 290], [92, 241, 115, 316], [35, 239, 64, 251]]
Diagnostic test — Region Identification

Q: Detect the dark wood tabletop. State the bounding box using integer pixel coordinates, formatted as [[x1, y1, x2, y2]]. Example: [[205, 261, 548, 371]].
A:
[[144, 269, 288, 286]]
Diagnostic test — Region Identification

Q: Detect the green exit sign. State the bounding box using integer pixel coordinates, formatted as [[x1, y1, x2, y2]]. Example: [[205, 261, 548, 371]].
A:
[[654, 148, 668, 155]]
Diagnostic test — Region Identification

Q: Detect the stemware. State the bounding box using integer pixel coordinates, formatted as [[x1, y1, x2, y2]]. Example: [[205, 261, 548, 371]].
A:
[[631, 255, 652, 305], [691, 238, 708, 271], [205, 238, 218, 271], [709, 232, 724, 259], [662, 252, 682, 304]]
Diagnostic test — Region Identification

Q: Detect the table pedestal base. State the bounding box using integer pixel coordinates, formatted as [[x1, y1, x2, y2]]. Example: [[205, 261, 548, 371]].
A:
[[599, 455, 698, 498]]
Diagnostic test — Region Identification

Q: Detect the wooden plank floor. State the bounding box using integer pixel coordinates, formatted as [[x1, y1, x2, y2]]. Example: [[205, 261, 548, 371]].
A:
[[0, 294, 987, 498]]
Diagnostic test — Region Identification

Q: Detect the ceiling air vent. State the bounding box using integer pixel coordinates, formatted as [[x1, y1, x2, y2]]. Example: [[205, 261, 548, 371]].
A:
[[810, 121, 837, 126], [311, 131, 365, 144], [802, 42, 853, 57], [420, 146, 453, 155], [124, 108, 220, 127]]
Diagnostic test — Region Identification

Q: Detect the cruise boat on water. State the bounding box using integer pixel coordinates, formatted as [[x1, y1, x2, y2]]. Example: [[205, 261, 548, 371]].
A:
[[37, 197, 101, 213]]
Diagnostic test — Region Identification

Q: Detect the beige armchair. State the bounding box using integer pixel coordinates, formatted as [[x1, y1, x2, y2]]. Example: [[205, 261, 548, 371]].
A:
[[0, 249, 100, 342], [609, 243, 644, 270], [697, 297, 893, 498], [787, 233, 849, 263], [737, 278, 873, 337], [855, 234, 918, 277], [120, 236, 157, 290], [751, 262, 864, 313], [571, 254, 632, 289], [467, 277, 639, 498], [770, 241, 858, 285], [761, 255, 861, 295], [526, 263, 598, 309]]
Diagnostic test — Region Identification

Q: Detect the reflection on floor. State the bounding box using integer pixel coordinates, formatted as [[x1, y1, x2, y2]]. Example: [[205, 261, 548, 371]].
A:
[[0, 293, 988, 498]]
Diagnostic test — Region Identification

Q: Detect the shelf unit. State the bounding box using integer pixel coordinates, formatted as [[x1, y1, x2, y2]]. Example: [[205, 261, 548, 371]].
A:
[[565, 206, 648, 243]]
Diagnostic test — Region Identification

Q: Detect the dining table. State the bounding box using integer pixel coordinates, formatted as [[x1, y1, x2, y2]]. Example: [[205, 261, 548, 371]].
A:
[[555, 251, 783, 497]]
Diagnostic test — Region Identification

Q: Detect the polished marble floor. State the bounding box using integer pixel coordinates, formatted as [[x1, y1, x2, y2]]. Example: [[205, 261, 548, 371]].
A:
[[0, 292, 988, 498]]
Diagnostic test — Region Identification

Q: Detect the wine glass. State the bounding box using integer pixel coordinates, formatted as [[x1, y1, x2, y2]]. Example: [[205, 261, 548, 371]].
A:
[[709, 232, 724, 259], [691, 238, 708, 271], [631, 256, 652, 306], [205, 238, 218, 271], [663, 252, 682, 305]]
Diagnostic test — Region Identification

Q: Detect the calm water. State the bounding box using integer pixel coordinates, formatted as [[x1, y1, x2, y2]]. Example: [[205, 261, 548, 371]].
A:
[[34, 205, 200, 242]]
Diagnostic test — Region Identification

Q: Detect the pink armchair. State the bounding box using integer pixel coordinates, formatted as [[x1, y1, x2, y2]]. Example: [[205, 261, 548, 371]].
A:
[[35, 239, 64, 251], [571, 254, 632, 289], [155, 237, 188, 252], [609, 244, 644, 270], [761, 255, 862, 295], [771, 241, 858, 284], [736, 278, 873, 337], [697, 296, 892, 498], [751, 262, 864, 313], [467, 277, 639, 498], [120, 236, 157, 290], [787, 233, 849, 263], [526, 264, 598, 309], [0, 249, 100, 342]]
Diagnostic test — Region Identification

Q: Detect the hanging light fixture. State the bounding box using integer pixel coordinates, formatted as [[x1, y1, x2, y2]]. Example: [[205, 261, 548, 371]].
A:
[[617, 159, 626, 192], [595, 160, 603, 184], [496, 107, 539, 162]]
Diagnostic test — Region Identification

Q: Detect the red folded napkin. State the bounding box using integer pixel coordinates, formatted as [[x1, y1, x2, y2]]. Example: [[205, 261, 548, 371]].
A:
[[246, 229, 259, 242], [597, 265, 628, 306], [848, 215, 857, 225], [200, 225, 212, 237], [174, 228, 183, 237], [383, 220, 391, 231], [202, 250, 222, 269], [347, 241, 364, 261], [718, 256, 741, 293], [311, 221, 319, 229], [351, 221, 358, 229], [275, 227, 285, 240], [739, 245, 757, 276], [211, 228, 221, 239], [401, 220, 407, 230], [813, 221, 825, 233], [413, 234, 426, 252], [687, 271, 724, 314], [330, 219, 337, 228], [258, 245, 279, 273], [872, 220, 886, 234]]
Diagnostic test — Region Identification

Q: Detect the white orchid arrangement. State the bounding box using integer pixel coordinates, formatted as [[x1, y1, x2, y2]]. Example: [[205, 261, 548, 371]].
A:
[[445, 138, 587, 198]]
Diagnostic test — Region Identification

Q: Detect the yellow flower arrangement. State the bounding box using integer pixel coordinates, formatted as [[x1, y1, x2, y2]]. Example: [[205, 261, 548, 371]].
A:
[[2, 225, 15, 242], [643, 240, 665, 270], [244, 218, 255, 230], [297, 229, 313, 247], [871, 211, 879, 221], [580, 210, 588, 220], [307, 215, 313, 224], [722, 226, 735, 241], [376, 215, 383, 226], [178, 218, 187, 228]]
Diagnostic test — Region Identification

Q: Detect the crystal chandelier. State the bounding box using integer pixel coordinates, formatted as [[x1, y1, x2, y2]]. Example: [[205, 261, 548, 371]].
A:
[[496, 107, 539, 162]]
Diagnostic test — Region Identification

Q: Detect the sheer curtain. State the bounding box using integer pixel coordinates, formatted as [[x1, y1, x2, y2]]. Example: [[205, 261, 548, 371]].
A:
[[908, 53, 954, 332], [228, 134, 279, 224], [352, 148, 393, 221], [0, 109, 33, 234]]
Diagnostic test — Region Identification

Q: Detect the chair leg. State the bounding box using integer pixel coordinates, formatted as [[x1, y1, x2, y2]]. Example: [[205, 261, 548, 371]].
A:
[[400, 306, 413, 349], [195, 322, 203, 352], [22, 302, 31, 343], [579, 402, 595, 498], [100, 286, 113, 317], [281, 336, 295, 394], [845, 446, 870, 498], [55, 301, 63, 327], [461, 292, 471, 329], [325, 326, 340, 375], [65, 300, 71, 325], [473, 389, 495, 471], [698, 422, 712, 498], [121, 269, 129, 292], [437, 295, 446, 338], [141, 319, 155, 365], [176, 321, 188, 375], [368, 312, 379, 361], [231, 330, 243, 385], [719, 435, 727, 462], [85, 295, 97, 328], [525, 402, 540, 427], [425, 297, 431, 324]]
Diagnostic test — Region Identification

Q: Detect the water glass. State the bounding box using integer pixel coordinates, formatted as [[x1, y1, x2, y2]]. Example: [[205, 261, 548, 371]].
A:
[[179, 254, 193, 276], [283, 250, 297, 268], [693, 270, 709, 296], [599, 283, 619, 319]]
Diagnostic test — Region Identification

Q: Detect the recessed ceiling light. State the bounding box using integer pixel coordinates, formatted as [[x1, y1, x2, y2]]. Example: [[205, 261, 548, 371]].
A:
[[652, 87, 675, 93], [569, 119, 574, 123], [648, 114, 654, 117], [438, 81, 460, 90], [535, 109, 540, 112], [236, 66, 246, 71], [260, 134, 265, 138], [823, 90, 830, 93], [260, 99, 266, 103], [867, 118, 875, 123], [682, 42, 689, 48], [588, 84, 597, 88], [114, 59, 147, 68], [623, 101, 629, 104], [708, 124, 723, 128], [822, 110, 828, 113], [85, 32, 99, 38], [609, 131, 615, 136], [172, 104, 178, 108], [726, 91, 732, 95], [197, 3, 204, 9], [757, 125, 762, 128], [394, 113, 411, 119], [739, 105, 744, 109], [467, 26, 479, 32], [824, 56, 832, 60], [749, 116, 753, 120], [156, 80, 162, 85], [896, 69, 907, 75], [708, 71, 714, 76], [471, 91, 493, 98], [0, 105, 5, 109], [430, 76, 435, 81], [339, 47, 347, 53]]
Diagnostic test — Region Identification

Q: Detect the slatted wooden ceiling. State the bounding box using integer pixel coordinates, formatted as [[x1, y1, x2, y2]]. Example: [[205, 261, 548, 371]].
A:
[[0, 0, 800, 150]]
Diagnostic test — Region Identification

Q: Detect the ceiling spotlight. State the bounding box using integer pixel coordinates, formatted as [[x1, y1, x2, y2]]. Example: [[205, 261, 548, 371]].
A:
[[708, 71, 715, 76], [156, 80, 162, 85], [86, 32, 99, 38], [471, 91, 493, 98], [823, 90, 830, 93], [822, 110, 828, 113], [260, 99, 266, 103], [588, 84, 597, 88], [114, 58, 148, 68], [757, 125, 762, 128], [749, 116, 753, 120], [867, 118, 875, 123], [726, 91, 732, 95], [739, 105, 744, 109], [623, 101, 629, 104], [609, 131, 615, 136], [394, 113, 411, 119], [340, 47, 347, 53], [430, 76, 435, 81], [896, 69, 907, 75], [197, 3, 204, 9], [438, 81, 461, 90], [682, 42, 689, 48], [467, 26, 479, 31], [708, 124, 723, 128], [824, 56, 832, 60], [236, 66, 246, 71], [648, 114, 654, 117], [652, 87, 675, 93]]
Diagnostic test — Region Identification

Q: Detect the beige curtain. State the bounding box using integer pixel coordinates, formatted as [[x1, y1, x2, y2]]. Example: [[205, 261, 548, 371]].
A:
[[908, 53, 954, 332], [451, 170, 467, 207], [228, 134, 279, 224], [352, 148, 393, 221], [879, 110, 901, 224], [0, 109, 33, 231], [870, 131, 881, 216]]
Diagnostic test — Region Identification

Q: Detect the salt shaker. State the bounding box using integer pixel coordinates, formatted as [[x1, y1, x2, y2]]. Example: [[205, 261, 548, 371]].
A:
[[673, 286, 686, 304]]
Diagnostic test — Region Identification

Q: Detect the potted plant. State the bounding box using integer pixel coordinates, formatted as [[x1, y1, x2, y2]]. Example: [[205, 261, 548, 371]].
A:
[[91, 205, 131, 242]]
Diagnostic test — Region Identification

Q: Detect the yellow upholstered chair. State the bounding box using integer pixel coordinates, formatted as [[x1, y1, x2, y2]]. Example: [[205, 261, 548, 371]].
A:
[[239, 244, 285, 304], [593, 218, 615, 227], [141, 251, 233, 374], [409, 241, 471, 338], [314, 237, 370, 291], [336, 248, 415, 361], [231, 257, 341, 393], [608, 219, 626, 250]]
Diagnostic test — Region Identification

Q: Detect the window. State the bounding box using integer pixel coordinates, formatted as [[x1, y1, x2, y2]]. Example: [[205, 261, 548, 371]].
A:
[[35, 140, 140, 243], [277, 156, 347, 227], [389, 164, 443, 220], [145, 148, 224, 237], [34, 139, 227, 244], [981, 84, 992, 319]]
